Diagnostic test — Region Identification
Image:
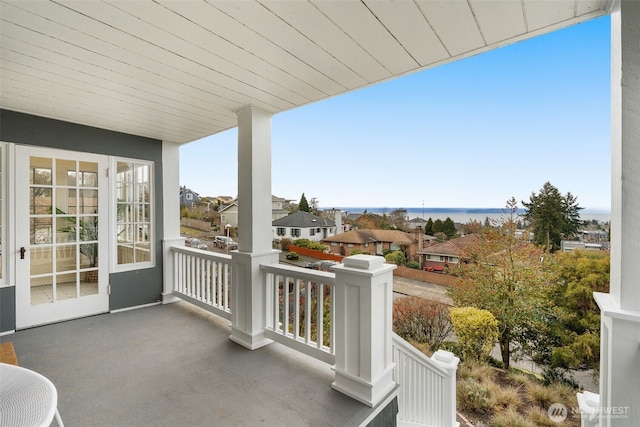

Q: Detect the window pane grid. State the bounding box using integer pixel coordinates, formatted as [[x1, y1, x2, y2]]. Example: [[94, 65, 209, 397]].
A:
[[116, 160, 153, 266]]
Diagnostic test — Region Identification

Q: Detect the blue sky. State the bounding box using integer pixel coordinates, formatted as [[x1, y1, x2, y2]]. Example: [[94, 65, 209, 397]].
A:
[[180, 16, 611, 211]]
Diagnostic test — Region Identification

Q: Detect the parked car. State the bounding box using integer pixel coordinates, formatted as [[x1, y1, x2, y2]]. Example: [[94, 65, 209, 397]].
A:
[[214, 235, 238, 250], [304, 261, 337, 271], [187, 238, 208, 250]]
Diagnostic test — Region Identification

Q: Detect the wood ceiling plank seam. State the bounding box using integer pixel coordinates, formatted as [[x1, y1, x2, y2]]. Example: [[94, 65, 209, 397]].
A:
[[107, 0, 329, 102], [4, 1, 291, 112], [158, 0, 346, 95], [0, 22, 241, 124], [466, 0, 489, 46], [257, 0, 390, 84], [0, 4, 246, 117], [205, 0, 365, 91], [414, 0, 486, 56], [98, 0, 313, 107], [468, 0, 528, 46], [362, 0, 450, 67], [411, 0, 454, 58], [0, 66, 219, 137], [1, 40, 232, 129], [523, 0, 576, 32], [310, 0, 419, 76]]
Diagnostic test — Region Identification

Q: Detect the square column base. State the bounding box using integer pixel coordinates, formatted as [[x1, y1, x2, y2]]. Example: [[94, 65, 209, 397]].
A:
[[332, 365, 396, 407]]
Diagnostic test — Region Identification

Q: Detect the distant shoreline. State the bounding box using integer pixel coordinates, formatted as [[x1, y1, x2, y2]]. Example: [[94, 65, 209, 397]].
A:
[[323, 207, 611, 222]]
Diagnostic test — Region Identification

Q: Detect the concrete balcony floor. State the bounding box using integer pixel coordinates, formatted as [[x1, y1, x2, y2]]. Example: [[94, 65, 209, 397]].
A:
[[2, 302, 377, 426]]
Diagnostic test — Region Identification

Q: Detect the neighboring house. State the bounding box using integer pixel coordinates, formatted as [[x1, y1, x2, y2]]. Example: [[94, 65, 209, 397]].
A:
[[418, 234, 480, 272], [271, 195, 289, 221], [218, 199, 239, 228], [179, 186, 201, 209], [406, 217, 428, 231], [220, 195, 289, 228], [323, 229, 419, 259], [0, 2, 636, 425], [272, 211, 336, 242]]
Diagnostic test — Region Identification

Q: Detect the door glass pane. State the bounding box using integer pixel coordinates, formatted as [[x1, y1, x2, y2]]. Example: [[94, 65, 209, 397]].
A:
[[79, 189, 98, 214], [56, 273, 77, 301], [56, 245, 77, 272], [30, 276, 53, 305], [56, 159, 76, 187], [30, 187, 52, 214], [30, 157, 52, 185], [56, 216, 76, 242], [30, 246, 53, 275], [80, 243, 98, 268], [31, 218, 52, 244], [56, 188, 76, 214]]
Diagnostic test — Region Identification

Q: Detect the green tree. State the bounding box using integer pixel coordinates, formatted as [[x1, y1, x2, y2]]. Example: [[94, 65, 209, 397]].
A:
[[385, 250, 406, 266], [443, 217, 457, 238], [425, 218, 434, 235], [522, 182, 584, 252], [449, 198, 551, 369], [531, 250, 609, 383], [432, 219, 444, 234], [298, 193, 310, 213]]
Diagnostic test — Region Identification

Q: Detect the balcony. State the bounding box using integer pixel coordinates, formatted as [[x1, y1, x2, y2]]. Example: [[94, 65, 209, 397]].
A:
[[3, 246, 459, 426]]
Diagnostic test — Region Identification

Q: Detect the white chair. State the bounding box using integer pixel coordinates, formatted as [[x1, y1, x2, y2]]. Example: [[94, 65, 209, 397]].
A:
[[0, 362, 64, 427]]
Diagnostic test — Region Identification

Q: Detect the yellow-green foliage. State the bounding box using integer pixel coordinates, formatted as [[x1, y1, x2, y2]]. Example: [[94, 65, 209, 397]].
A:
[[450, 307, 499, 362]]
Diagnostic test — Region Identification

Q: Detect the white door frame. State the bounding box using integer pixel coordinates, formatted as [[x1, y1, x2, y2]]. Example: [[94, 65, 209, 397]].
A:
[[15, 145, 109, 329]]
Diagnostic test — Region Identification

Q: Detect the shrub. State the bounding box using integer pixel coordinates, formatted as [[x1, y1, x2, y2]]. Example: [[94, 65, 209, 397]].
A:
[[449, 307, 499, 362], [385, 250, 406, 266], [291, 238, 327, 252], [406, 260, 421, 269], [349, 249, 364, 255], [286, 251, 299, 260], [280, 238, 291, 251], [292, 238, 311, 248], [491, 407, 537, 427], [393, 297, 453, 351], [457, 378, 490, 414]]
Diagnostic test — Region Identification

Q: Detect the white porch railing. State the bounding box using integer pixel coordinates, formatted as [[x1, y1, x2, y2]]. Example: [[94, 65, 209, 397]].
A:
[[171, 246, 232, 320], [167, 248, 458, 420], [393, 333, 459, 427], [260, 263, 335, 365]]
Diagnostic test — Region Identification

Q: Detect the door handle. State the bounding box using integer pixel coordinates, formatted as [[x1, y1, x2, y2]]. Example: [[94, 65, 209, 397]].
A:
[[20, 247, 26, 260]]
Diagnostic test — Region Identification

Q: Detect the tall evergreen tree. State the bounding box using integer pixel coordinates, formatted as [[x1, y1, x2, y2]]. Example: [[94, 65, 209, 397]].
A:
[[298, 193, 310, 213], [425, 218, 434, 235], [443, 217, 457, 238], [522, 182, 583, 252]]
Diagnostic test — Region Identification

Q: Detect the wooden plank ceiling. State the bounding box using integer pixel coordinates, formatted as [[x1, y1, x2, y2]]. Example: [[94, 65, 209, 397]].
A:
[[0, 0, 610, 144]]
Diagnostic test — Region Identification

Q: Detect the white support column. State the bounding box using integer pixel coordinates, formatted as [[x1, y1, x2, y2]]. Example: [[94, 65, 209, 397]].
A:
[[161, 141, 184, 304], [229, 105, 279, 350], [332, 255, 397, 407], [594, 2, 640, 426]]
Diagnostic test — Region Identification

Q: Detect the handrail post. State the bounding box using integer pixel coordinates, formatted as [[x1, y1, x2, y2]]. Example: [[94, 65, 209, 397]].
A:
[[432, 349, 460, 427], [332, 255, 397, 407], [162, 238, 185, 304]]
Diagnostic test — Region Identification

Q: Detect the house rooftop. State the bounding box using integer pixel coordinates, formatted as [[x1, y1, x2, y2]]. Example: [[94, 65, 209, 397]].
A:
[[272, 211, 335, 228], [323, 229, 417, 245], [1, 302, 380, 426]]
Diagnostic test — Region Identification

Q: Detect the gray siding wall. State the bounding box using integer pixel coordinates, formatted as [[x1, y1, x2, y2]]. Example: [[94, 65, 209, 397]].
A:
[[0, 110, 165, 328]]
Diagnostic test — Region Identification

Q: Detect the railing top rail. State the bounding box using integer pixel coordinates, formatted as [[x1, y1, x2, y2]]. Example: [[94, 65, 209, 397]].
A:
[[260, 263, 336, 285], [170, 245, 233, 261], [392, 332, 448, 377]]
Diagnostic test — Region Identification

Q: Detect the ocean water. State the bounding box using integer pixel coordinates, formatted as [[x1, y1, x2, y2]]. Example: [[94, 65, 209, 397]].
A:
[[330, 207, 611, 224]]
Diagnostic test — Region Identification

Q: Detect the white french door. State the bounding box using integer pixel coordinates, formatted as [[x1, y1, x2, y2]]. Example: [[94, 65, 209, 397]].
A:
[[15, 146, 109, 329]]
